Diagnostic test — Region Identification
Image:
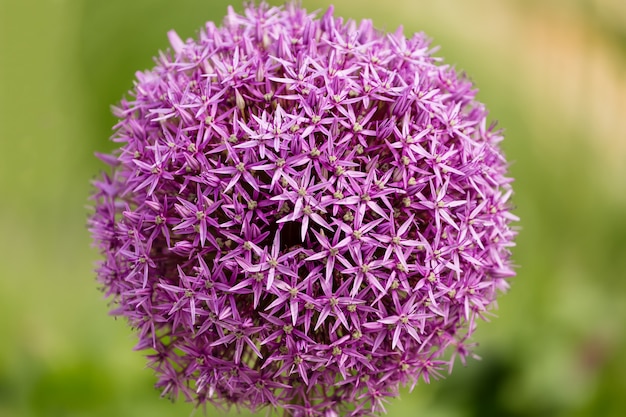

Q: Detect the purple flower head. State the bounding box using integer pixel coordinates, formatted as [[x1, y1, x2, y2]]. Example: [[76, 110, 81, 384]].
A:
[[89, 2, 518, 416]]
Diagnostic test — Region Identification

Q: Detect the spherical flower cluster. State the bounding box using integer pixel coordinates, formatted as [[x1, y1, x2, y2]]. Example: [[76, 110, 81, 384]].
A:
[[89, 2, 517, 416]]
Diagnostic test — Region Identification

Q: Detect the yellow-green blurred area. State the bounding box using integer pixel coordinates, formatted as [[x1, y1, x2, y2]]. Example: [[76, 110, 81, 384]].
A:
[[1, 0, 625, 416]]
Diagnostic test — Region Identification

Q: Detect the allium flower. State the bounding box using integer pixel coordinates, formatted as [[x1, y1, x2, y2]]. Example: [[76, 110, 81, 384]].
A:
[[89, 2, 518, 416]]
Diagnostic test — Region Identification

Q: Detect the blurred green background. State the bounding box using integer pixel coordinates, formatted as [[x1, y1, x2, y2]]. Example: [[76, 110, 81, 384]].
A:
[[1, 0, 625, 416]]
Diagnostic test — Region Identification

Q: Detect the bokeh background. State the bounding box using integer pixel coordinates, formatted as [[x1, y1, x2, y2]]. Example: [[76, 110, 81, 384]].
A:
[[1, 0, 625, 416]]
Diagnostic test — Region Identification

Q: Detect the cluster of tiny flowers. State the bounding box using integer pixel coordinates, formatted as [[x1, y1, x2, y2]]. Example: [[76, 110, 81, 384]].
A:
[[89, 2, 517, 416]]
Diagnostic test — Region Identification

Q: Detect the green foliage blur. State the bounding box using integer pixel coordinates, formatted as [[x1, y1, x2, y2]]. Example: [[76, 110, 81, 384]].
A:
[[1, 0, 625, 416]]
